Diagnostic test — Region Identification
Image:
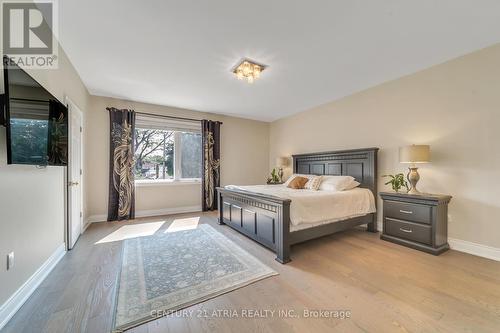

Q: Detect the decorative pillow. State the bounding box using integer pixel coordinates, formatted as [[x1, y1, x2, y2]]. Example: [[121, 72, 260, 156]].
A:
[[319, 176, 355, 191], [287, 176, 309, 189], [305, 176, 323, 190], [283, 174, 314, 187]]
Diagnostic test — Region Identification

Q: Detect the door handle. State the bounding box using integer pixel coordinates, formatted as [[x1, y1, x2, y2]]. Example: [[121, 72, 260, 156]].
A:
[[399, 228, 413, 233], [68, 181, 79, 186], [399, 210, 413, 214]]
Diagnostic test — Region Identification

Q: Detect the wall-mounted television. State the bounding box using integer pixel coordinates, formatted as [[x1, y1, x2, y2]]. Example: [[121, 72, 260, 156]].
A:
[[3, 56, 68, 166]]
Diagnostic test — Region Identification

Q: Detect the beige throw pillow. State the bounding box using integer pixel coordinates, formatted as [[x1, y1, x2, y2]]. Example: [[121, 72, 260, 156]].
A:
[[287, 176, 309, 189], [283, 174, 313, 187]]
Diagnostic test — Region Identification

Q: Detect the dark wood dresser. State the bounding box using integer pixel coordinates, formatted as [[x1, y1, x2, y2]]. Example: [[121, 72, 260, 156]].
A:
[[380, 192, 452, 255]]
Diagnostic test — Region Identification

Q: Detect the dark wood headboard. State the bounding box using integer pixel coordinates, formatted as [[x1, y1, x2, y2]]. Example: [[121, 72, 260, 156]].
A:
[[292, 148, 379, 195]]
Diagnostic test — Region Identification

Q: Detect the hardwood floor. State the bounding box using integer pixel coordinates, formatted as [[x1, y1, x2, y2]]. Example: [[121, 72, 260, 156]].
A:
[[4, 212, 500, 333]]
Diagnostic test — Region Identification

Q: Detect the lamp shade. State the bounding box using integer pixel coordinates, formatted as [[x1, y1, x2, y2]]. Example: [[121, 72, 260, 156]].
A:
[[399, 145, 430, 163], [276, 156, 289, 167]]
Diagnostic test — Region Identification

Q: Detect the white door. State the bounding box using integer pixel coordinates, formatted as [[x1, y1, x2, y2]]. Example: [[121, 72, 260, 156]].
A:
[[67, 99, 83, 249]]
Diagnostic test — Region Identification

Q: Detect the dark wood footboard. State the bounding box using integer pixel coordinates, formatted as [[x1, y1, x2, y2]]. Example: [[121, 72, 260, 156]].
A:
[[217, 187, 292, 263]]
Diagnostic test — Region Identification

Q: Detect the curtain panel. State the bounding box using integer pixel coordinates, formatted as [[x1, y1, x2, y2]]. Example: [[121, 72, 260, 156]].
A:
[[201, 120, 221, 211], [107, 107, 136, 221]]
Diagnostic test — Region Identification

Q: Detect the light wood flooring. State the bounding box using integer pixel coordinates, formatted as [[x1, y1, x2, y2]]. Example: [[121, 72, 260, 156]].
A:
[[4, 212, 500, 333]]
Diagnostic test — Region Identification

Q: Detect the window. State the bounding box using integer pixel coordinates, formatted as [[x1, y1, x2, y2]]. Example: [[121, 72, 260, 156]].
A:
[[180, 132, 202, 178], [133, 115, 202, 182]]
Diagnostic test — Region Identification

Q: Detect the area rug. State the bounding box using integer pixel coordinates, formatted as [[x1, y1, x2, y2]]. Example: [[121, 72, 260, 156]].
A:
[[113, 223, 277, 331]]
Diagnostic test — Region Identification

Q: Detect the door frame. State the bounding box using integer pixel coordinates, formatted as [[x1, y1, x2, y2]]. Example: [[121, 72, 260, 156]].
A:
[[66, 96, 84, 250]]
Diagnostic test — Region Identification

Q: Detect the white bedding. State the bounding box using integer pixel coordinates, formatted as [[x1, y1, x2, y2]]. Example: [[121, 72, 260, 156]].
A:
[[224, 185, 376, 231]]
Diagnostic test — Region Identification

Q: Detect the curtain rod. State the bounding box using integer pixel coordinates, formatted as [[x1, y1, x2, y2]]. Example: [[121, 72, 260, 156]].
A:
[[135, 111, 223, 124]]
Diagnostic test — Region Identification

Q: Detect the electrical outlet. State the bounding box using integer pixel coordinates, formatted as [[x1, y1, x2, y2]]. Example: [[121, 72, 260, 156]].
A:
[[7, 252, 14, 270], [448, 214, 452, 223]]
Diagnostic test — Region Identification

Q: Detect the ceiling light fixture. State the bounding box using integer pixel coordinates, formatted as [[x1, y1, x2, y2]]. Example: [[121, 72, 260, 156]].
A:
[[232, 58, 267, 83]]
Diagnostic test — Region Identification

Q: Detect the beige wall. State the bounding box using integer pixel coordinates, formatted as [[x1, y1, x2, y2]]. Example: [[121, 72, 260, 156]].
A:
[[86, 96, 269, 220], [270, 44, 500, 248], [0, 47, 91, 305]]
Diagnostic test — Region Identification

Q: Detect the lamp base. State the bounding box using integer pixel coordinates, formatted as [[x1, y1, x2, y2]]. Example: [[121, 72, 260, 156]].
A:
[[407, 187, 421, 195], [407, 167, 421, 194]]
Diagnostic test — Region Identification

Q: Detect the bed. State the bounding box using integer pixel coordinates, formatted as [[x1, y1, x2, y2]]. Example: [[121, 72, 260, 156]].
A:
[[216, 147, 379, 263]]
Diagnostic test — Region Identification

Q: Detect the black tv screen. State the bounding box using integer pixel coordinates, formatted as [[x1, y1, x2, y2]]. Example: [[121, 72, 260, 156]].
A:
[[3, 57, 68, 166]]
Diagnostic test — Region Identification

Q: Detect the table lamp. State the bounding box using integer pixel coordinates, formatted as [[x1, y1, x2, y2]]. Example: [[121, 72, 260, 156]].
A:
[[276, 157, 289, 183], [399, 145, 430, 194]]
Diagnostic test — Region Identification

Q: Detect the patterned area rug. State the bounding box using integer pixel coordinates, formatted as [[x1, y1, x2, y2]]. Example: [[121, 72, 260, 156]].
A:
[[113, 223, 277, 331]]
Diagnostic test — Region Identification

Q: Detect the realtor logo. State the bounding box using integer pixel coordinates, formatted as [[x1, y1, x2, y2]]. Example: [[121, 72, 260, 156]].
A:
[[2, 0, 58, 68]]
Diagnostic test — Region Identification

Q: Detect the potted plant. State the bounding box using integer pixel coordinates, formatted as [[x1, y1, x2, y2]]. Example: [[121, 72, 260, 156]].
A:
[[266, 168, 281, 184], [383, 173, 409, 193]]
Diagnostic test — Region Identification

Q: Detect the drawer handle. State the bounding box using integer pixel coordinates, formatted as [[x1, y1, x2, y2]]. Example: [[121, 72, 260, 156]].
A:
[[399, 209, 413, 214], [399, 228, 413, 233]]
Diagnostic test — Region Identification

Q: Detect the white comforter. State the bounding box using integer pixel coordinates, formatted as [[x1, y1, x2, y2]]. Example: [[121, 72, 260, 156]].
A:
[[224, 185, 376, 227]]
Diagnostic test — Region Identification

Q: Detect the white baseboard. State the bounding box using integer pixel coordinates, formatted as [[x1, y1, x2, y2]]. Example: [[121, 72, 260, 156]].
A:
[[86, 214, 107, 223], [449, 238, 500, 262], [0, 243, 66, 330], [82, 221, 92, 233], [86, 205, 202, 224], [135, 205, 202, 218], [377, 221, 499, 261]]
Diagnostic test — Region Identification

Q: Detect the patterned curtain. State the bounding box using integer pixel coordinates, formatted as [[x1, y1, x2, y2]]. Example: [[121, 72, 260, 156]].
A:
[[47, 100, 68, 165], [201, 120, 221, 211], [107, 107, 136, 221]]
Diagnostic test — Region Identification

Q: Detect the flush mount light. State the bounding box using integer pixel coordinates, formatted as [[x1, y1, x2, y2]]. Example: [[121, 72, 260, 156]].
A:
[[232, 58, 267, 83]]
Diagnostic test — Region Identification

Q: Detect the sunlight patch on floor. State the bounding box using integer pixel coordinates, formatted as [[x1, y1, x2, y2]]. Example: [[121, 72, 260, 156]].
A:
[[165, 217, 200, 233], [95, 221, 165, 244]]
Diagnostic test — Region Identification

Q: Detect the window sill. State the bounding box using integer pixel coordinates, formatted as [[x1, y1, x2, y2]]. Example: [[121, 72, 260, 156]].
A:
[[135, 179, 201, 187]]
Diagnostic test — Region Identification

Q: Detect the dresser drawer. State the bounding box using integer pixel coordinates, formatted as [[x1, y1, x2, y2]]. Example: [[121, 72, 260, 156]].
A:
[[384, 218, 432, 245], [384, 200, 432, 224]]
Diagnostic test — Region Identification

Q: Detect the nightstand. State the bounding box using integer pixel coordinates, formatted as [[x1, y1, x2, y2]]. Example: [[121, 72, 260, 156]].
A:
[[380, 192, 452, 255]]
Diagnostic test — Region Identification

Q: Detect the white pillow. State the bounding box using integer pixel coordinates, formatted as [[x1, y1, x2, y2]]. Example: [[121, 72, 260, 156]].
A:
[[344, 180, 361, 190], [319, 176, 355, 191], [305, 176, 323, 190]]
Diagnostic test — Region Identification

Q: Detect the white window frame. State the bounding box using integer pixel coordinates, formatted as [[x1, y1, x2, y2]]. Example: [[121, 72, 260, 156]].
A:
[[134, 115, 202, 186]]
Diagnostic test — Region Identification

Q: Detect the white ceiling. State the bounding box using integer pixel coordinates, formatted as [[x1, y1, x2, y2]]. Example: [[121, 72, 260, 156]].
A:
[[59, 0, 500, 122]]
